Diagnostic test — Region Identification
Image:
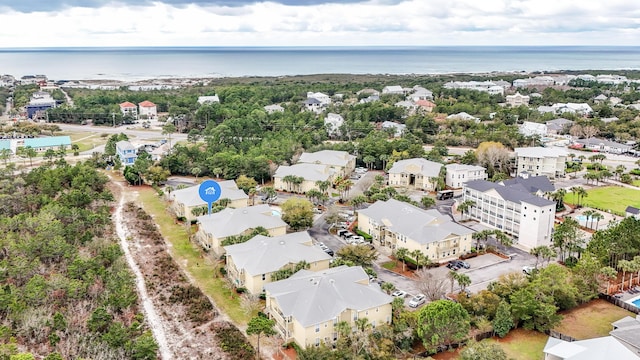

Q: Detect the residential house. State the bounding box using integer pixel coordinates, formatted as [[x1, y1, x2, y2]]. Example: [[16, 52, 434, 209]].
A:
[[119, 101, 138, 119], [224, 231, 332, 294], [197, 95, 220, 104], [543, 336, 639, 360], [324, 113, 344, 137], [264, 104, 284, 114], [573, 138, 632, 154], [170, 180, 249, 222], [415, 100, 436, 112], [546, 118, 574, 135], [538, 103, 593, 116], [273, 163, 335, 193], [395, 100, 417, 114], [264, 265, 392, 349], [519, 121, 548, 137], [593, 94, 608, 103], [150, 142, 171, 162], [443, 81, 505, 95], [610, 315, 640, 355], [446, 112, 480, 123], [625, 206, 640, 219], [358, 199, 474, 260], [359, 95, 380, 104], [380, 121, 406, 137], [307, 92, 331, 105], [609, 97, 623, 106], [138, 100, 157, 120], [194, 204, 287, 255], [388, 158, 443, 191], [115, 140, 137, 165], [0, 75, 15, 87], [506, 92, 530, 107], [408, 87, 433, 101], [297, 150, 356, 178], [382, 85, 404, 95], [26, 91, 57, 119], [303, 98, 323, 114], [514, 147, 568, 179], [445, 164, 488, 189], [463, 180, 556, 250], [356, 88, 380, 97]]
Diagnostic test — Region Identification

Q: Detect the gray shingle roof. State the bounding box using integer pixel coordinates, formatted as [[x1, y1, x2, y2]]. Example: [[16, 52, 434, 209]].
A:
[[196, 204, 286, 239], [388, 158, 443, 178], [501, 176, 555, 194], [544, 336, 639, 360], [358, 199, 473, 244], [264, 266, 392, 327], [224, 232, 331, 276], [173, 180, 248, 207], [626, 206, 640, 215], [298, 150, 355, 168], [465, 180, 555, 207], [274, 163, 334, 182]]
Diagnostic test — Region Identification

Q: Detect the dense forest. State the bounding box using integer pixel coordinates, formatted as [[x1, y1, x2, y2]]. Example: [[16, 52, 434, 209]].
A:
[[0, 163, 157, 359]]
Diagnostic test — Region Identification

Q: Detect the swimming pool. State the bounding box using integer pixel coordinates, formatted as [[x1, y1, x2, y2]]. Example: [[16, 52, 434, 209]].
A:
[[575, 215, 592, 222], [633, 298, 640, 308]]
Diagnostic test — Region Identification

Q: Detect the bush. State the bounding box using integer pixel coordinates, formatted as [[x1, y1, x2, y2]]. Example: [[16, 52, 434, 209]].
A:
[[212, 322, 255, 359], [564, 256, 578, 268], [355, 229, 372, 240], [631, 169, 640, 176], [235, 287, 247, 294]]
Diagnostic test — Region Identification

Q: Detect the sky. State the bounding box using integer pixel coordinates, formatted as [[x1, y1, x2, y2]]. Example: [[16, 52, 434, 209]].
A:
[[0, 0, 639, 47]]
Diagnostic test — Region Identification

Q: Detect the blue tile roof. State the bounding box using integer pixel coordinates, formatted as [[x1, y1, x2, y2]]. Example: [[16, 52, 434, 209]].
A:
[[24, 136, 71, 148]]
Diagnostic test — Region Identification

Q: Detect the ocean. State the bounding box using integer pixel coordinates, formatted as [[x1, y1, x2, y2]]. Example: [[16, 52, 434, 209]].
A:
[[1, 46, 640, 81]]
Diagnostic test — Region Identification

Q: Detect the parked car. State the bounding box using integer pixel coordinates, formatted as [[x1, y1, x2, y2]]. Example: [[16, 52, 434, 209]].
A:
[[348, 236, 365, 244], [408, 294, 426, 308], [453, 260, 470, 269], [324, 248, 334, 256], [391, 290, 407, 298], [337, 229, 349, 237], [446, 262, 461, 270], [341, 231, 355, 239], [522, 265, 535, 275]]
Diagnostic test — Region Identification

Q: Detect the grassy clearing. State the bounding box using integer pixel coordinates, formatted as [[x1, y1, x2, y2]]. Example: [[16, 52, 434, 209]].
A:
[[382, 261, 396, 270], [564, 186, 640, 215], [137, 187, 251, 325], [554, 299, 634, 339], [633, 180, 640, 187], [486, 329, 548, 360]]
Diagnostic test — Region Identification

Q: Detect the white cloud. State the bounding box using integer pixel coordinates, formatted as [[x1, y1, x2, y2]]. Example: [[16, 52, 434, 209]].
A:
[[0, 0, 638, 47]]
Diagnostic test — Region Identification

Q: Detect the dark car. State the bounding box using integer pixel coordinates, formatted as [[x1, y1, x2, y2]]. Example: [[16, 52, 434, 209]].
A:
[[324, 248, 334, 256], [446, 262, 461, 270]]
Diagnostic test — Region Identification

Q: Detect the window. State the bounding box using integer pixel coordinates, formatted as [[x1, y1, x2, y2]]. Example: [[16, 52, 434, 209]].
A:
[[262, 274, 266, 281], [315, 338, 320, 346], [315, 325, 320, 333]]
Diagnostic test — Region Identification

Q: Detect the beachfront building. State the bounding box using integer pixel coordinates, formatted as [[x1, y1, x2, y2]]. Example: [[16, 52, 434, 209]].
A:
[[506, 92, 530, 107], [224, 231, 332, 294], [407, 86, 434, 101], [445, 164, 488, 189], [307, 92, 331, 105], [273, 164, 335, 193], [297, 150, 356, 178], [443, 81, 505, 95], [514, 147, 568, 179], [119, 101, 138, 119], [388, 158, 443, 191], [115, 140, 137, 165], [264, 265, 392, 349], [463, 180, 556, 250], [138, 101, 157, 120], [512, 76, 556, 88], [194, 204, 287, 255], [303, 98, 323, 114], [358, 199, 474, 261], [382, 85, 404, 95], [264, 104, 284, 114], [170, 180, 249, 222], [324, 113, 344, 137], [500, 175, 555, 198]]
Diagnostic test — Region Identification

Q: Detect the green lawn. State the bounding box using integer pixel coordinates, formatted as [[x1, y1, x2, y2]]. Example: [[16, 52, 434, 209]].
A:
[[553, 299, 635, 339], [382, 261, 396, 270], [138, 187, 251, 325], [564, 186, 640, 215], [633, 180, 640, 188], [486, 329, 548, 360]]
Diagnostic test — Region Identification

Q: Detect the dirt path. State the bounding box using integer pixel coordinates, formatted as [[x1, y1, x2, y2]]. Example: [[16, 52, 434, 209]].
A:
[[113, 180, 173, 359]]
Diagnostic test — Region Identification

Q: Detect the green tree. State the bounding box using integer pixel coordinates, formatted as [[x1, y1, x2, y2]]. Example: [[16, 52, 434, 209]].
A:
[[420, 195, 436, 209], [416, 300, 470, 352], [146, 165, 170, 186], [336, 244, 378, 267], [0, 148, 11, 166], [395, 247, 409, 272], [246, 315, 276, 359], [281, 197, 314, 230], [129, 331, 159, 360], [459, 340, 507, 360], [162, 122, 177, 148], [459, 150, 478, 165], [236, 174, 258, 194], [492, 300, 513, 338]]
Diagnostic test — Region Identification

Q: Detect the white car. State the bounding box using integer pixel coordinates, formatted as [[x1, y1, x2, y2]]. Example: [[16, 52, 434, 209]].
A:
[[408, 294, 426, 308], [348, 236, 365, 244], [391, 290, 407, 298], [522, 265, 535, 275]]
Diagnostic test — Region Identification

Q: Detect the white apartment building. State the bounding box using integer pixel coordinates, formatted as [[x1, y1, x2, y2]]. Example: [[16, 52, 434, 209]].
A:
[[463, 180, 556, 250], [514, 147, 568, 179], [506, 92, 530, 107], [445, 164, 488, 189]]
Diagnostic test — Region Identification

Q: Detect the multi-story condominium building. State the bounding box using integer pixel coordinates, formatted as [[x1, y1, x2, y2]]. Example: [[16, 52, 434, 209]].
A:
[[445, 164, 488, 189], [119, 101, 138, 119], [264, 266, 392, 349], [462, 180, 556, 250], [273, 163, 335, 193], [514, 147, 568, 179], [388, 158, 443, 191], [358, 199, 474, 262], [297, 150, 356, 178], [224, 231, 331, 294], [170, 180, 249, 222], [505, 92, 530, 107], [194, 204, 287, 255]]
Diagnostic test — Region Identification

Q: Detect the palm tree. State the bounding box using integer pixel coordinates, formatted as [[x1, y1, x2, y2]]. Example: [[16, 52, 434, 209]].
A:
[[591, 212, 605, 230], [448, 270, 458, 294], [379, 154, 389, 170], [582, 209, 596, 229], [457, 200, 476, 220], [493, 230, 512, 252], [410, 249, 424, 270], [350, 194, 367, 212], [618, 260, 634, 291], [282, 175, 296, 192], [395, 247, 409, 272], [552, 188, 566, 211], [472, 229, 493, 250], [569, 186, 580, 206], [615, 165, 626, 181], [457, 273, 471, 292], [315, 180, 331, 195], [576, 187, 588, 207], [600, 266, 618, 295]]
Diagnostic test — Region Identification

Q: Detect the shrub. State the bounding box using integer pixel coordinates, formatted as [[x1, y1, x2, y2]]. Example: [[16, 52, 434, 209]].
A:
[[564, 256, 578, 268], [212, 322, 255, 359], [355, 229, 372, 240], [235, 287, 247, 294]]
